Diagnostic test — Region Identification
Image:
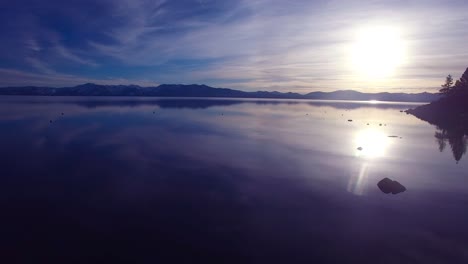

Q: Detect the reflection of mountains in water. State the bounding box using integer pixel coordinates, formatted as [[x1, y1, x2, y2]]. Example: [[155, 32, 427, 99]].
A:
[[3, 97, 422, 110]]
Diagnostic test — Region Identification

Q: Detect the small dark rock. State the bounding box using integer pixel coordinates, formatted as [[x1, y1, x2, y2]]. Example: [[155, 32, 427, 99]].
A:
[[348, 119, 353, 122], [357, 147, 363, 151], [377, 178, 406, 194]]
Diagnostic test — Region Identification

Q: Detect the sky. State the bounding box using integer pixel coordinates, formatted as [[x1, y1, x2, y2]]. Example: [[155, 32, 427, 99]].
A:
[[1, 0, 468, 93]]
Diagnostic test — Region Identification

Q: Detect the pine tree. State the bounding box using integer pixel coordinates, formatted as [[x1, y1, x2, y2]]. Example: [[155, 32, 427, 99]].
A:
[[439, 74, 453, 95]]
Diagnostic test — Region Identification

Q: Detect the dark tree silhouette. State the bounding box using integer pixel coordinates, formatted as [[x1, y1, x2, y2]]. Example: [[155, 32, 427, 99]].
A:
[[459, 68, 468, 86], [449, 68, 468, 95], [409, 67, 468, 163], [439, 74, 454, 95]]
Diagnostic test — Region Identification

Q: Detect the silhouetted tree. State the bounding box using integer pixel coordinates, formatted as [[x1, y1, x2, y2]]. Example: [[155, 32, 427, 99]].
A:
[[449, 68, 468, 95], [439, 74, 454, 95], [459, 67, 468, 86]]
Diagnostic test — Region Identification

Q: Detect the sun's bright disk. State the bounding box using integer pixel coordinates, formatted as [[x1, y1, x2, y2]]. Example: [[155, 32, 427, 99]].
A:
[[350, 26, 406, 78]]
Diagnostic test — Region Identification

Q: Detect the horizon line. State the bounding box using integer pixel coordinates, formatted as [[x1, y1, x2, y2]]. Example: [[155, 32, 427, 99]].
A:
[[0, 82, 438, 95]]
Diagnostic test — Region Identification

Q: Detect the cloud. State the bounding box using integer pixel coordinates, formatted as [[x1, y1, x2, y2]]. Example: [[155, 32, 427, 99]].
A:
[[0, 68, 157, 87], [54, 44, 98, 67], [1, 0, 468, 92]]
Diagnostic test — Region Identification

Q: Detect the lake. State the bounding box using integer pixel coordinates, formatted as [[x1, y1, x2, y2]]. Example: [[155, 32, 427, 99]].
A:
[[1, 96, 467, 263]]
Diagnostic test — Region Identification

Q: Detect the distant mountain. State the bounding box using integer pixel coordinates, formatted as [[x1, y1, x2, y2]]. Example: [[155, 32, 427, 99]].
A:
[[0, 83, 441, 102]]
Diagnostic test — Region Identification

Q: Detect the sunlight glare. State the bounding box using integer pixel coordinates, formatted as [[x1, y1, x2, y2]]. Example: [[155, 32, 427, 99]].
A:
[[347, 162, 370, 196], [354, 129, 390, 158], [350, 26, 407, 78]]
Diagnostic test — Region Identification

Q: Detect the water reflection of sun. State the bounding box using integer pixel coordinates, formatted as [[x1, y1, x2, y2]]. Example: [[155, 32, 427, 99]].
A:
[[354, 129, 390, 158], [348, 129, 391, 195]]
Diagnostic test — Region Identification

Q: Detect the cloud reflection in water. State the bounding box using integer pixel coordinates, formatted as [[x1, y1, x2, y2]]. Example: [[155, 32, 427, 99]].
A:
[[0, 97, 467, 263]]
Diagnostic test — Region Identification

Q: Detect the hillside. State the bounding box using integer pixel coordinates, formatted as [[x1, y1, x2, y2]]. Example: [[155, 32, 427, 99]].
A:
[[407, 67, 468, 132], [0, 83, 441, 102]]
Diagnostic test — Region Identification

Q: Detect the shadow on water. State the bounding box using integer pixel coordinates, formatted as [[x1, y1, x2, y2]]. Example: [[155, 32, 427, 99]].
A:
[[421, 106, 468, 163], [434, 125, 468, 163]]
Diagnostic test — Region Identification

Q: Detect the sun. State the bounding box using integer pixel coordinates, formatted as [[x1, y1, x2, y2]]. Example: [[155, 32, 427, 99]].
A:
[[350, 26, 407, 78]]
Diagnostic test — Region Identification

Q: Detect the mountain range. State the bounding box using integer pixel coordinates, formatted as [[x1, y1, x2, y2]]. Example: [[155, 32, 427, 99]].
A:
[[0, 83, 441, 102]]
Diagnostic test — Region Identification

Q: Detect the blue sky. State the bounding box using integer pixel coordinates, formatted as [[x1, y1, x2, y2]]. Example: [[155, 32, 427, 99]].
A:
[[1, 0, 468, 92]]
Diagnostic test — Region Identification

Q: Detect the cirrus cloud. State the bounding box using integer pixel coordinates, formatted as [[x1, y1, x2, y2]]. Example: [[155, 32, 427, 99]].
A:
[[1, 0, 467, 92]]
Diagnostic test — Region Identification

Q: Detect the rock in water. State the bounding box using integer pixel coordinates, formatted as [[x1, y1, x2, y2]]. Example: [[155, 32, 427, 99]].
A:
[[377, 178, 406, 194]]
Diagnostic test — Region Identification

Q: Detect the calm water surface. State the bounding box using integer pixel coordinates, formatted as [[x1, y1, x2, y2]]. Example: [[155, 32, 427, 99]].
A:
[[1, 96, 467, 263]]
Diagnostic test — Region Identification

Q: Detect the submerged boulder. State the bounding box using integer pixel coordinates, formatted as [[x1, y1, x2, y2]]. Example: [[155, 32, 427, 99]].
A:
[[377, 178, 406, 194]]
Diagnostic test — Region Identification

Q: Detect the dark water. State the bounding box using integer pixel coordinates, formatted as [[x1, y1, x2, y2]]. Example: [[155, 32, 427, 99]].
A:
[[1, 96, 467, 263]]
